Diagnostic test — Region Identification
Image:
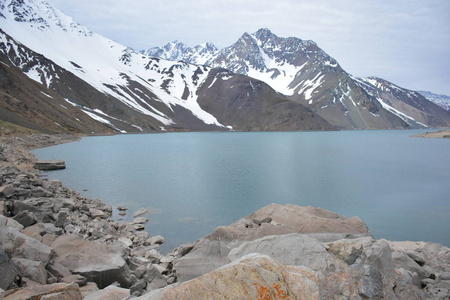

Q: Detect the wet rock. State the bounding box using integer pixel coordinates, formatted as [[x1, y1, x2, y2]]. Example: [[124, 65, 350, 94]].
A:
[[134, 208, 148, 217], [34, 159, 66, 170]]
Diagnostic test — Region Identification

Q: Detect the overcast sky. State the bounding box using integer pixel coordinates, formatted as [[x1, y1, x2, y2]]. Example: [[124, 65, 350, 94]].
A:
[[46, 0, 450, 95]]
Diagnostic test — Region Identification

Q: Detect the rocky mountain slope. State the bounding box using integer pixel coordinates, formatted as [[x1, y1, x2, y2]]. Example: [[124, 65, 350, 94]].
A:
[[0, 0, 333, 134], [419, 91, 450, 112], [145, 28, 450, 130]]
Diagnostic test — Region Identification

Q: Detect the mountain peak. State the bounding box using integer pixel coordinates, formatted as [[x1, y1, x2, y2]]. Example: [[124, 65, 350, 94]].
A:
[[0, 0, 92, 36], [253, 28, 276, 41]]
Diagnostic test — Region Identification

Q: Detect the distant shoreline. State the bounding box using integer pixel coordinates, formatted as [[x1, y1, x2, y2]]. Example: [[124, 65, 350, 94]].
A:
[[411, 130, 450, 138]]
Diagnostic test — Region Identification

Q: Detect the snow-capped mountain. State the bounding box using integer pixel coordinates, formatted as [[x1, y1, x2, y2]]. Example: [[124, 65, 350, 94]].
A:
[[0, 0, 335, 133], [146, 28, 450, 129], [419, 91, 450, 112], [142, 41, 219, 65]]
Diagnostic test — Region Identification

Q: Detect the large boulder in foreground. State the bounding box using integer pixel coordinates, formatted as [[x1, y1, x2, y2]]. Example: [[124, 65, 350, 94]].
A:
[[173, 204, 371, 282], [144, 254, 320, 300], [228, 233, 345, 276], [51, 234, 131, 289]]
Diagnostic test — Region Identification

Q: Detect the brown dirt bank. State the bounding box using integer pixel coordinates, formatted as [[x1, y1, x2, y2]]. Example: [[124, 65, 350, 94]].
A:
[[411, 130, 450, 139]]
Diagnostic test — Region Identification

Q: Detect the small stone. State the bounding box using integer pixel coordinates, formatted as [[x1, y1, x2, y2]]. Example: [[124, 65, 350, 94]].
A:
[[178, 243, 194, 257], [0, 184, 15, 198], [79, 282, 99, 299], [154, 264, 167, 275], [117, 206, 128, 211], [118, 211, 127, 216], [133, 224, 145, 231], [61, 274, 88, 287], [146, 249, 164, 264], [133, 208, 148, 218], [82, 285, 129, 300], [440, 272, 450, 280], [132, 217, 149, 224], [23, 222, 46, 237], [130, 279, 147, 296], [89, 208, 107, 219], [48, 179, 62, 190], [12, 211, 36, 227], [160, 255, 175, 264], [118, 237, 133, 248], [252, 217, 272, 225], [149, 235, 165, 245]]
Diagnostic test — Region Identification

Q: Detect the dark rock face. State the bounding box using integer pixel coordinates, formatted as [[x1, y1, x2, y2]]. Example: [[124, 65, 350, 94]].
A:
[[197, 69, 336, 131], [34, 159, 66, 170]]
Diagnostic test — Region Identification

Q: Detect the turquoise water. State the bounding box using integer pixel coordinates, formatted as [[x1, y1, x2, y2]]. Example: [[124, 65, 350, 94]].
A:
[[32, 130, 450, 251]]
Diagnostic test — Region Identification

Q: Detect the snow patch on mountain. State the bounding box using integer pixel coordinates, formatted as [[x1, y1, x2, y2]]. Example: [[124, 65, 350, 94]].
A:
[[419, 91, 450, 112], [0, 0, 227, 129]]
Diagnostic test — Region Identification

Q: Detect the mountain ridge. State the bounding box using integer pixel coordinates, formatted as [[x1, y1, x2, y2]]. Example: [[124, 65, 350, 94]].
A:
[[419, 90, 450, 112], [144, 28, 450, 130], [0, 1, 335, 134], [1, 1, 449, 134]]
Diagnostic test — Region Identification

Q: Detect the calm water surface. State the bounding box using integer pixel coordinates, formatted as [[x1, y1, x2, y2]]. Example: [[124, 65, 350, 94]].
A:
[[32, 130, 450, 251]]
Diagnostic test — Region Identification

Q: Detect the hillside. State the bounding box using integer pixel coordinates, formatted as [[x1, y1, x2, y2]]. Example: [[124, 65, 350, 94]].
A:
[[0, 1, 334, 134]]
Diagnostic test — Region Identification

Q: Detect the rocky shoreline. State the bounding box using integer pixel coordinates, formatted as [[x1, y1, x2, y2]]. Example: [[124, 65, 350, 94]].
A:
[[1, 134, 449, 299]]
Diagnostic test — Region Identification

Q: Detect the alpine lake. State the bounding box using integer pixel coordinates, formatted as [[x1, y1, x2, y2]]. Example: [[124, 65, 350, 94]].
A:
[[32, 129, 450, 252]]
